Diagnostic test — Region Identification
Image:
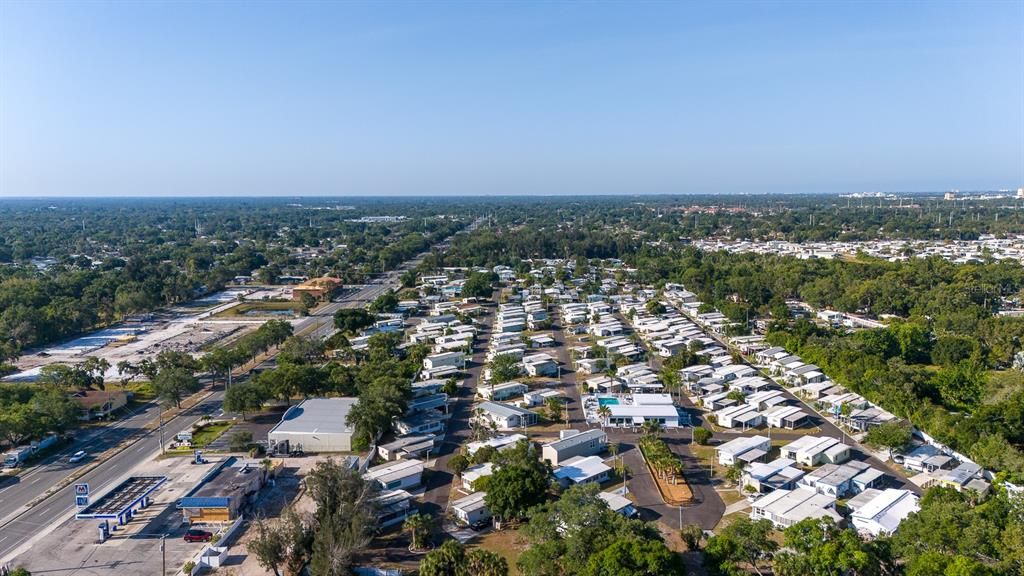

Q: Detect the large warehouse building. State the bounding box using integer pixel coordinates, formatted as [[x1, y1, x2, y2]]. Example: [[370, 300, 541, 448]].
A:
[[267, 397, 357, 453]]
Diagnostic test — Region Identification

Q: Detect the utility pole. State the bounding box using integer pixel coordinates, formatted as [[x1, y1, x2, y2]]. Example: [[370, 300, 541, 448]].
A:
[[158, 407, 164, 454], [161, 534, 166, 576]]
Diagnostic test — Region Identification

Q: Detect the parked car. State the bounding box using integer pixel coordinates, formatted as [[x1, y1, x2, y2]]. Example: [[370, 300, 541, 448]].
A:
[[68, 450, 88, 463], [183, 529, 213, 543]]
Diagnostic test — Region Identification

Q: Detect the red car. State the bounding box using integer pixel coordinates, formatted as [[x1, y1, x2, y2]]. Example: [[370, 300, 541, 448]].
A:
[[183, 529, 213, 543]]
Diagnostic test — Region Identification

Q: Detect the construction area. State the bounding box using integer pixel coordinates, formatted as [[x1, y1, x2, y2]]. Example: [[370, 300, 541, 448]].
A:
[[4, 287, 299, 384]]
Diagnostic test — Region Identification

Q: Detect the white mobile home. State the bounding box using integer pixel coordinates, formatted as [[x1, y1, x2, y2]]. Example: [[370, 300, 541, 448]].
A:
[[364, 459, 425, 491], [479, 381, 529, 402], [750, 488, 841, 529], [742, 458, 805, 493], [849, 488, 919, 537], [717, 435, 771, 467], [715, 404, 763, 430], [781, 436, 849, 467], [475, 402, 538, 430], [553, 455, 611, 487], [451, 491, 491, 526]]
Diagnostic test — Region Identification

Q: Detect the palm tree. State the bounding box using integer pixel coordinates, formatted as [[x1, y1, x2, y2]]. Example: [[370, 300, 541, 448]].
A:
[[466, 548, 508, 576], [596, 405, 611, 428], [642, 418, 662, 437], [403, 513, 432, 551]]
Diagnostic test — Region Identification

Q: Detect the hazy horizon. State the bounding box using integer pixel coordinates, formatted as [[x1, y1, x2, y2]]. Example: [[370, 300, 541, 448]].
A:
[[2, 1, 1022, 198]]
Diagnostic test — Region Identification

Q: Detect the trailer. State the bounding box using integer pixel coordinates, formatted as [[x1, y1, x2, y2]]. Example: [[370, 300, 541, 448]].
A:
[[3, 446, 34, 468], [32, 433, 59, 453]]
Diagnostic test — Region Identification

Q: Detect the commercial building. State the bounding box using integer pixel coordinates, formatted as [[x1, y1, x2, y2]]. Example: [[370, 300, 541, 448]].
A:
[[178, 459, 267, 524], [76, 476, 167, 527], [605, 404, 680, 428], [268, 398, 357, 453], [291, 276, 342, 301]]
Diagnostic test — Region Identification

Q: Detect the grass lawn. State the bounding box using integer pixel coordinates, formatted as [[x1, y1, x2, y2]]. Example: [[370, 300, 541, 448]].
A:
[[690, 445, 715, 468], [212, 300, 304, 318], [123, 381, 157, 403], [718, 488, 747, 506], [985, 370, 1024, 405], [470, 528, 528, 576], [713, 510, 749, 532], [165, 422, 233, 454]]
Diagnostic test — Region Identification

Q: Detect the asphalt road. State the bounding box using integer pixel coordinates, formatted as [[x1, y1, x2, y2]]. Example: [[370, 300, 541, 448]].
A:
[[0, 230, 464, 563], [421, 304, 495, 514], [0, 390, 225, 562], [0, 238, 452, 564], [0, 401, 163, 528]]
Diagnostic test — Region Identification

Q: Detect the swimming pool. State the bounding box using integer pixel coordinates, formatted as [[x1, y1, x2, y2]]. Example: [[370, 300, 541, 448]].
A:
[[597, 397, 620, 407]]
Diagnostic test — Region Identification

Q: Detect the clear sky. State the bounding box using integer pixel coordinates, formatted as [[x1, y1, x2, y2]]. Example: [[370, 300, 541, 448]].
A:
[[0, 1, 1021, 197]]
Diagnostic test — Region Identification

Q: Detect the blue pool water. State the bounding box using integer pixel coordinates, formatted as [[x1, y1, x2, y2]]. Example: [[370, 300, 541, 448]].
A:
[[598, 397, 620, 407]]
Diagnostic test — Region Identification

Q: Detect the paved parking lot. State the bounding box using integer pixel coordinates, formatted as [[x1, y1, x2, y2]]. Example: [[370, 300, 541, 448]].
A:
[[11, 454, 226, 575], [206, 409, 285, 452]]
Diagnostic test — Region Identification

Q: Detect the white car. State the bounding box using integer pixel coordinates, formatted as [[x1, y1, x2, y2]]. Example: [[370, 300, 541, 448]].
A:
[[69, 450, 87, 463]]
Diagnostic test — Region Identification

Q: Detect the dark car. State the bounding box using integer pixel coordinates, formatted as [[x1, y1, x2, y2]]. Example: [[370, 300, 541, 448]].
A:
[[184, 529, 213, 543], [470, 520, 490, 532]]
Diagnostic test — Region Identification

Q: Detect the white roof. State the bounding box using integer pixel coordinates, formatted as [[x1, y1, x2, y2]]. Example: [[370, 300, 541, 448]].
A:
[[753, 488, 841, 524], [745, 458, 798, 480], [465, 433, 526, 455], [364, 459, 424, 484], [763, 406, 805, 420], [632, 393, 674, 406], [782, 435, 839, 455], [269, 398, 357, 436], [851, 489, 919, 535], [463, 462, 496, 483], [607, 404, 678, 418], [598, 491, 634, 513], [451, 491, 488, 513], [554, 455, 611, 483], [717, 435, 770, 456]]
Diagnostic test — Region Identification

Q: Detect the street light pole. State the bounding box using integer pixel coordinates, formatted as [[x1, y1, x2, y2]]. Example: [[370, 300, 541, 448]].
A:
[[160, 534, 166, 576]]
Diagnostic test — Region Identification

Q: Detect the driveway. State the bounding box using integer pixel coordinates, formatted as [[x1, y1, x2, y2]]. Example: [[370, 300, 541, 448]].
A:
[[420, 303, 495, 517]]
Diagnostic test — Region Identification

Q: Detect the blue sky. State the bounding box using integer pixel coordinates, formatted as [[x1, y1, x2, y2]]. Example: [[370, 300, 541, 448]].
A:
[[0, 1, 1021, 197]]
